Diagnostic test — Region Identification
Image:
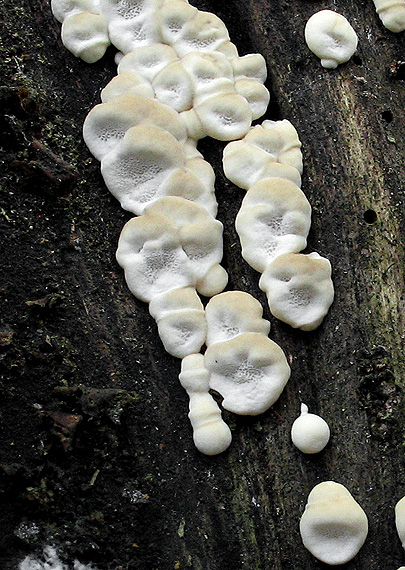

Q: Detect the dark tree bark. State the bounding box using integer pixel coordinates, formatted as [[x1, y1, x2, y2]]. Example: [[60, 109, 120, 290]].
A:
[[0, 0, 404, 569]]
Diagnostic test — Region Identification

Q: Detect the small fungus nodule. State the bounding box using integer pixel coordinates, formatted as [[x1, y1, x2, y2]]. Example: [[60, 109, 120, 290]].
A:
[[291, 403, 330, 454]]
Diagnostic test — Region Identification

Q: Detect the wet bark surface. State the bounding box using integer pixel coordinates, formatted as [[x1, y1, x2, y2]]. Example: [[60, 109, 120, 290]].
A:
[[0, 0, 404, 569]]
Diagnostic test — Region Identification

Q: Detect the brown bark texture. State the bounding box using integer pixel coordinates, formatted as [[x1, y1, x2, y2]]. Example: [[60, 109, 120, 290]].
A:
[[0, 0, 404, 569]]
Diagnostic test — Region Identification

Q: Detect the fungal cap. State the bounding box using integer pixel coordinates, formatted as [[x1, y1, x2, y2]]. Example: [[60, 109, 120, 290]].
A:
[[83, 93, 187, 160], [145, 197, 227, 295], [235, 178, 311, 273], [204, 332, 290, 415], [246, 120, 303, 174], [373, 0, 405, 32], [222, 120, 302, 190], [115, 215, 196, 303], [99, 123, 218, 217], [149, 288, 206, 358], [300, 481, 368, 565], [51, 0, 101, 23], [395, 496, 405, 549], [194, 92, 253, 141], [100, 71, 155, 102], [304, 10, 358, 69], [291, 403, 330, 454], [205, 290, 271, 346], [118, 44, 179, 82], [259, 252, 334, 331], [100, 124, 185, 214], [61, 12, 110, 63]]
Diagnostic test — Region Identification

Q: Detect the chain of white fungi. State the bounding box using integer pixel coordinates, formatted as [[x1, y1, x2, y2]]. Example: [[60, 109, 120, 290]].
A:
[[50, 0, 332, 454], [223, 122, 335, 332]]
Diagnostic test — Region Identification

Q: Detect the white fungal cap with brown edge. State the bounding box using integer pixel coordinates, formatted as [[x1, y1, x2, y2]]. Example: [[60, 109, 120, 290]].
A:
[[300, 481, 368, 565], [235, 178, 312, 273], [223, 119, 303, 190], [291, 403, 330, 454], [179, 354, 232, 455], [61, 12, 110, 63], [82, 93, 187, 161], [205, 291, 271, 346], [204, 332, 290, 415], [304, 10, 358, 69], [148, 287, 206, 358], [259, 252, 334, 331], [373, 0, 405, 33], [395, 496, 405, 549], [100, 124, 217, 216]]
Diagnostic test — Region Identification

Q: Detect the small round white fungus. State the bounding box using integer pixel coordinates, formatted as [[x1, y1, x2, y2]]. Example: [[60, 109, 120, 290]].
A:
[[291, 403, 330, 454]]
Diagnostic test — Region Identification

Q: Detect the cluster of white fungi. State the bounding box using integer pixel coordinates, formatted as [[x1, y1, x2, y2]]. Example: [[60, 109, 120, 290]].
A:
[[50, 0, 405, 564]]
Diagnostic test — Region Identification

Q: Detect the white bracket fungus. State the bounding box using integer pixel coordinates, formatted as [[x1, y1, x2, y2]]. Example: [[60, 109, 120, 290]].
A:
[[149, 287, 206, 359], [291, 403, 330, 454], [179, 354, 232, 455], [99, 0, 164, 54], [204, 291, 290, 415], [158, 1, 237, 58], [116, 196, 228, 303], [205, 291, 271, 346], [304, 10, 358, 69], [223, 119, 303, 190], [300, 481, 368, 565], [235, 178, 312, 273], [51, 0, 340, 451], [100, 124, 217, 216], [259, 252, 335, 331], [100, 70, 155, 102], [83, 93, 187, 161], [117, 47, 268, 141], [395, 496, 405, 549], [373, 0, 405, 32], [51, 0, 110, 62], [223, 121, 334, 331], [205, 332, 290, 415]]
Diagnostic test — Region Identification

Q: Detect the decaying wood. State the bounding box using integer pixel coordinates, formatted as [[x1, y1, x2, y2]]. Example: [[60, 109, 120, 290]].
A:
[[0, 0, 404, 569]]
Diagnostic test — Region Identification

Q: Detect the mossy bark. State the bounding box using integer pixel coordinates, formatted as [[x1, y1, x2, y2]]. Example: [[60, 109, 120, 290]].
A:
[[0, 1, 404, 569]]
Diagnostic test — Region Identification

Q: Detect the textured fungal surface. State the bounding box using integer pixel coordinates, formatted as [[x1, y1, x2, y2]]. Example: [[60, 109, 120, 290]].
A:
[[259, 252, 334, 331], [235, 178, 311, 272], [395, 496, 405, 549], [205, 291, 271, 346], [205, 332, 291, 415]]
